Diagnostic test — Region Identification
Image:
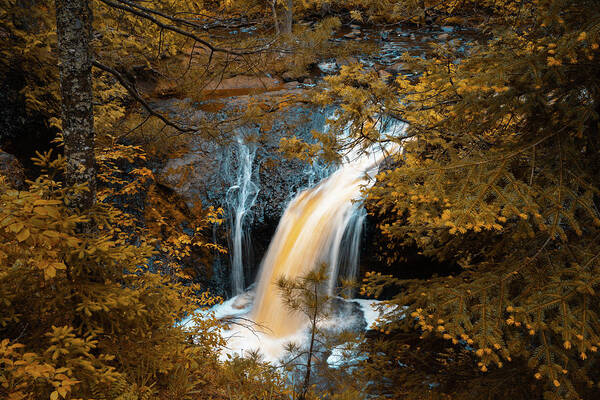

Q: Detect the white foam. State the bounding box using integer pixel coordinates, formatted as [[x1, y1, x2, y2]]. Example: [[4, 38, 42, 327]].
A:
[[182, 294, 388, 364], [351, 298, 383, 329]]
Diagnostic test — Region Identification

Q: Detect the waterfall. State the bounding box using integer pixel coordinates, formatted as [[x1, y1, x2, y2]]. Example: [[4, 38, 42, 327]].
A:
[[225, 135, 259, 295], [250, 144, 395, 337], [338, 207, 367, 297]]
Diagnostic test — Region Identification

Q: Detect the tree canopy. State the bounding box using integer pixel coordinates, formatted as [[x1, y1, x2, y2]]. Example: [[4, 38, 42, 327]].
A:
[[2, 0, 600, 399]]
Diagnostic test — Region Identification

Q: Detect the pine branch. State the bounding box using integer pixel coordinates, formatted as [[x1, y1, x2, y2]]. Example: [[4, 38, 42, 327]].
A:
[[97, 0, 275, 56]]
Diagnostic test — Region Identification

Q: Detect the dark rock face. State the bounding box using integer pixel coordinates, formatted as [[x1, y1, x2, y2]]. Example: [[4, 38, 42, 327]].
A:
[[0, 149, 26, 189], [158, 102, 327, 222], [156, 97, 331, 296]]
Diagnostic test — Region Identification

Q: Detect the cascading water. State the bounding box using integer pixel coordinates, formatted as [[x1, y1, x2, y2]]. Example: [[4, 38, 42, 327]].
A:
[[225, 135, 260, 295], [198, 117, 405, 361], [251, 144, 397, 337], [338, 207, 367, 297]]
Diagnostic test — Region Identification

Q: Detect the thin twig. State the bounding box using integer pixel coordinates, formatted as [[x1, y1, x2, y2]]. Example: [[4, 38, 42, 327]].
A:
[[93, 60, 198, 133]]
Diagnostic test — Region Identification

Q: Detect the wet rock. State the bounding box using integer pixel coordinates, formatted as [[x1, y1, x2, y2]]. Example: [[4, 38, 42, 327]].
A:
[[389, 62, 410, 73], [317, 60, 338, 74], [0, 149, 25, 189], [378, 69, 392, 81], [283, 81, 300, 89], [322, 297, 367, 333], [156, 96, 330, 288], [336, 56, 358, 67], [357, 57, 375, 68], [281, 71, 296, 82]]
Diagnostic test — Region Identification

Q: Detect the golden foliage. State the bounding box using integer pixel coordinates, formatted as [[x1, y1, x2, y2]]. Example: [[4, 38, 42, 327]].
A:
[[0, 149, 285, 399], [299, 0, 600, 399]]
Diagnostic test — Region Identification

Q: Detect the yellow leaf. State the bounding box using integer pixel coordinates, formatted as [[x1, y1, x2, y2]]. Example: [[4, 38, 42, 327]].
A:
[[44, 266, 56, 280], [52, 262, 66, 270], [8, 222, 24, 233], [16, 229, 30, 242], [50, 391, 59, 400]]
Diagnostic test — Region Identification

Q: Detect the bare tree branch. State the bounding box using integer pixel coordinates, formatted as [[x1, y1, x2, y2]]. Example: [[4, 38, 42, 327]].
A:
[[93, 60, 198, 134], [97, 0, 275, 56]]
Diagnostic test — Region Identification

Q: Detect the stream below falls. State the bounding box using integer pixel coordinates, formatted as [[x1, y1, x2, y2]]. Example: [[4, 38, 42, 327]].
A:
[[189, 118, 405, 363]]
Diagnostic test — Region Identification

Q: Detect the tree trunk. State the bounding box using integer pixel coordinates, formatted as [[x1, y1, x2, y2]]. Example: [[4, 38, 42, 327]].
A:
[[55, 0, 96, 210], [281, 0, 292, 34], [270, 0, 280, 36], [299, 283, 318, 400]]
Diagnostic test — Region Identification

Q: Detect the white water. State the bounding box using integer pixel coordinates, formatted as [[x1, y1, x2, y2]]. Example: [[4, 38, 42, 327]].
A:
[[250, 145, 394, 337], [183, 293, 383, 364], [225, 136, 259, 295], [339, 207, 367, 297], [200, 116, 405, 361]]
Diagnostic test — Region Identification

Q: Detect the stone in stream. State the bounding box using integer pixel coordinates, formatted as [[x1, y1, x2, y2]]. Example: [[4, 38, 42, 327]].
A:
[[388, 62, 410, 73], [317, 60, 339, 74], [378, 69, 392, 81], [281, 71, 296, 82], [337, 56, 359, 67]]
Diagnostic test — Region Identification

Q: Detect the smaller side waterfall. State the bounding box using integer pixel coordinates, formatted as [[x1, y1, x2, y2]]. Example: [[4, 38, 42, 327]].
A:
[[338, 207, 367, 296], [225, 136, 260, 295]]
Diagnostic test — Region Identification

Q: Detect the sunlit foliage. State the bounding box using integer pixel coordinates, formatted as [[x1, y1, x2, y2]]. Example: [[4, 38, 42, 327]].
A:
[[296, 1, 600, 399]]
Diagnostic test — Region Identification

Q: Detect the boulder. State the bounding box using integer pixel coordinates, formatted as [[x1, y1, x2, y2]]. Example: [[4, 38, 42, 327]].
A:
[[281, 71, 296, 82], [317, 61, 339, 74], [0, 149, 25, 189], [336, 56, 359, 67], [378, 69, 392, 81], [388, 62, 410, 73]]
